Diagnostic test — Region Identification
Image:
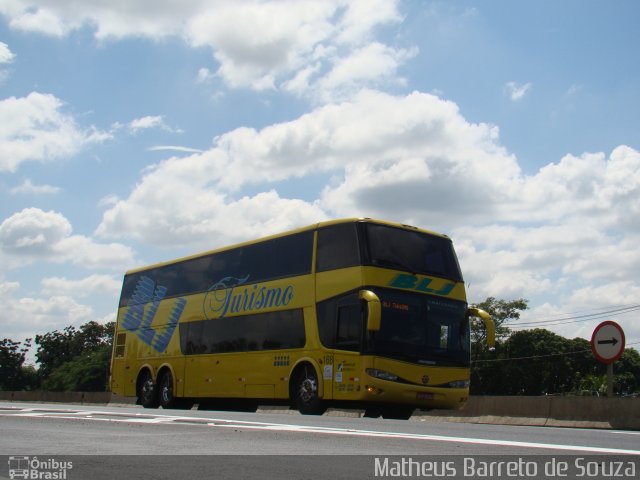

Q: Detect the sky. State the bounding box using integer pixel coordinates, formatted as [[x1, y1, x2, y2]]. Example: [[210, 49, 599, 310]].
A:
[[1, 0, 639, 362]]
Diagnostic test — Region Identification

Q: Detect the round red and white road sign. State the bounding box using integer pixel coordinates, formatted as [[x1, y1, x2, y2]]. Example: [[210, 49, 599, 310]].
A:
[[591, 320, 625, 365]]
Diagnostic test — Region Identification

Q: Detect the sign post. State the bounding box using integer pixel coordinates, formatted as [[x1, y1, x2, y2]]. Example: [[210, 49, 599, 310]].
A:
[[590, 321, 625, 396]]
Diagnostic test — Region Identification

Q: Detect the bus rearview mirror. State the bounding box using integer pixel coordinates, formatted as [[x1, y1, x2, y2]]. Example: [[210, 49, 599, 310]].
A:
[[360, 290, 381, 332], [467, 307, 495, 350]]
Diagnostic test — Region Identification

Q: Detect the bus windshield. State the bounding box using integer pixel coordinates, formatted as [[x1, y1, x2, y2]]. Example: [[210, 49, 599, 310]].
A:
[[367, 288, 470, 367], [364, 223, 463, 282]]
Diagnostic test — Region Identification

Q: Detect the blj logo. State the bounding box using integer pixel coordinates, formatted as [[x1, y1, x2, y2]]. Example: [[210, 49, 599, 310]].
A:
[[122, 276, 186, 353]]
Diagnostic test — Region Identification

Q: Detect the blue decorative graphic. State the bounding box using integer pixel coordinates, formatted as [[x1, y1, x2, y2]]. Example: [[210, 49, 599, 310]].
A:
[[122, 276, 185, 353], [139, 283, 168, 344], [152, 297, 186, 352], [122, 276, 157, 331]]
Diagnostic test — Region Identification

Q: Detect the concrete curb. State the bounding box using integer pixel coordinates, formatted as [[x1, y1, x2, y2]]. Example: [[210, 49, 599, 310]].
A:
[[413, 396, 640, 430]]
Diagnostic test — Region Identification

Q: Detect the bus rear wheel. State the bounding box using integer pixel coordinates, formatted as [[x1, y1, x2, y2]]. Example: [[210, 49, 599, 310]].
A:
[[158, 370, 177, 409], [158, 370, 193, 410], [293, 365, 326, 415], [137, 370, 159, 409]]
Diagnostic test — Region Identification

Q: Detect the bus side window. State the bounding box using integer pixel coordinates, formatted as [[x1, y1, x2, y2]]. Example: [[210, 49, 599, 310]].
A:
[[316, 224, 360, 272], [335, 304, 362, 352]]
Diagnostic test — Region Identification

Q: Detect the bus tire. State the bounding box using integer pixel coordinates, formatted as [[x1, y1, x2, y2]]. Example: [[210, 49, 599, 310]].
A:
[[158, 370, 194, 410], [158, 370, 176, 409], [137, 369, 159, 409], [292, 364, 326, 415], [363, 407, 382, 418], [380, 406, 414, 420]]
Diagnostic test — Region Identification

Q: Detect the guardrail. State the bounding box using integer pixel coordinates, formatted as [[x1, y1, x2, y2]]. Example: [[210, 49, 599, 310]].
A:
[[0, 392, 637, 429]]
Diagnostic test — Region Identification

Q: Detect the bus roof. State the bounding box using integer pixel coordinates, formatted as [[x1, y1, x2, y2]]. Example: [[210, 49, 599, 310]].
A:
[[124, 218, 450, 276]]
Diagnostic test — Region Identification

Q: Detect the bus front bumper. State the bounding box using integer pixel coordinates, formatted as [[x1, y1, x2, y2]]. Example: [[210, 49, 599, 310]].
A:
[[362, 379, 469, 410]]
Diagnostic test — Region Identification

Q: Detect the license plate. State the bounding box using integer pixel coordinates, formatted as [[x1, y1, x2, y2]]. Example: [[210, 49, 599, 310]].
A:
[[416, 392, 434, 400]]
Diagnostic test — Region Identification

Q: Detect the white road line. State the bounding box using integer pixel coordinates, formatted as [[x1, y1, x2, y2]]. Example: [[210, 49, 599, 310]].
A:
[[3, 408, 639, 455], [223, 424, 640, 455]]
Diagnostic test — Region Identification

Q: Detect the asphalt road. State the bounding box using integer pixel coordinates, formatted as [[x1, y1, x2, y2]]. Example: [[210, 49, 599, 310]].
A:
[[1, 402, 638, 480]]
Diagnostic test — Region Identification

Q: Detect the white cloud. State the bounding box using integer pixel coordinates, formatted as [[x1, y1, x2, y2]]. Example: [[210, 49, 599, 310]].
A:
[[97, 181, 327, 248], [1, 0, 185, 38], [0, 208, 71, 255], [7, 295, 93, 332], [129, 115, 165, 131], [186, 1, 341, 90], [95, 89, 519, 246], [0, 92, 111, 172], [502, 147, 640, 228], [196, 67, 215, 84], [332, 0, 403, 45], [1, 1, 407, 100], [147, 145, 203, 154], [4, 5, 71, 37], [565, 84, 582, 97], [111, 115, 180, 134], [41, 274, 121, 299], [10, 179, 61, 195], [309, 42, 418, 101], [505, 81, 532, 101], [129, 115, 175, 133], [0, 279, 20, 298], [0, 278, 113, 362], [0, 208, 135, 270], [0, 42, 15, 63], [93, 89, 517, 248]]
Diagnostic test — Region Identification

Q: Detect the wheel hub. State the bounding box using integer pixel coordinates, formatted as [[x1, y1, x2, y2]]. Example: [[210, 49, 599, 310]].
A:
[[299, 378, 317, 403]]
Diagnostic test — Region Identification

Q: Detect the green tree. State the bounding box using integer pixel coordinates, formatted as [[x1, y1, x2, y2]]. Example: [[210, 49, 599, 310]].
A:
[[469, 297, 528, 394], [615, 348, 640, 394], [41, 345, 111, 392], [470, 306, 639, 396], [565, 337, 603, 393], [577, 374, 607, 395], [35, 321, 113, 378], [471, 297, 529, 346], [0, 338, 33, 390], [501, 329, 577, 395], [35, 321, 115, 391]]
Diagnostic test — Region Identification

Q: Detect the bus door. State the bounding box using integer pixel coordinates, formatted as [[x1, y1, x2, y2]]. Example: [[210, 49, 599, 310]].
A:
[[110, 331, 129, 395], [331, 300, 364, 400]]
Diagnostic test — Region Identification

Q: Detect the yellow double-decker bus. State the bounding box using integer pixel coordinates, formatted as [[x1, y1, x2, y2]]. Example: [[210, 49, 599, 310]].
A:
[[110, 218, 494, 419]]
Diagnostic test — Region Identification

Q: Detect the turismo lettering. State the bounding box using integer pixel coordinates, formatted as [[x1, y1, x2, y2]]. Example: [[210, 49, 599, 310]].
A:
[[203, 275, 295, 319]]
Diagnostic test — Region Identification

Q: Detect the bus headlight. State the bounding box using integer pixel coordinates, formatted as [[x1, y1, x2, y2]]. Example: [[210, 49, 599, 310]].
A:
[[446, 380, 470, 389], [365, 368, 399, 382]]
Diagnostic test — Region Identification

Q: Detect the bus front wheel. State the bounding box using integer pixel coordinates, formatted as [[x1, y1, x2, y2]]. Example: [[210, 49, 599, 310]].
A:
[[293, 365, 326, 415], [137, 370, 159, 409], [380, 406, 414, 420]]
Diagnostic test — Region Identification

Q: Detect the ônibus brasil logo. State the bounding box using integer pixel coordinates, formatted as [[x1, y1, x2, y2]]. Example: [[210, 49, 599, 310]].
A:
[[7, 456, 72, 479]]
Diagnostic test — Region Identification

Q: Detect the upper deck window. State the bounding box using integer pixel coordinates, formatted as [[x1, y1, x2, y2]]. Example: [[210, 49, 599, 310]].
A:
[[120, 230, 313, 307], [363, 224, 463, 282], [316, 223, 360, 272]]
